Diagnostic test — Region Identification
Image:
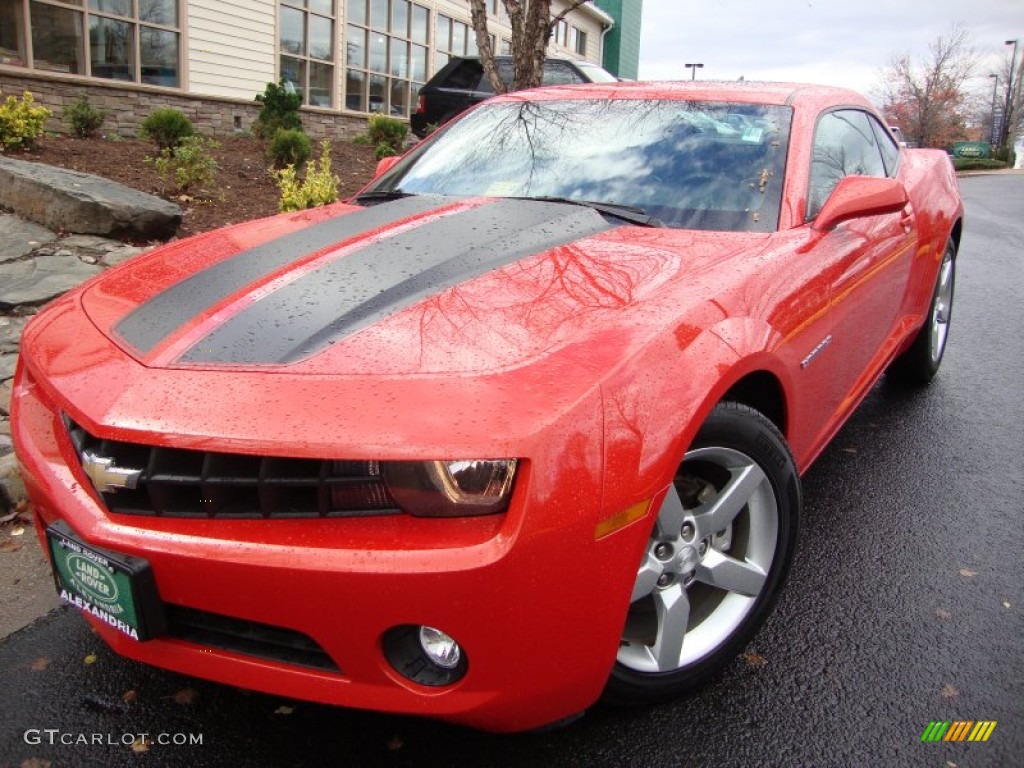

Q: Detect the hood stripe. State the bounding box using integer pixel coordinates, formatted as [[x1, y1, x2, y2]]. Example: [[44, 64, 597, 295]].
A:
[[177, 199, 616, 366], [114, 195, 448, 355]]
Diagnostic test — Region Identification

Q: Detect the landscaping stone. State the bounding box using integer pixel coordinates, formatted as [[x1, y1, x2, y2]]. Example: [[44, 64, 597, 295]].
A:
[[0, 253, 103, 309], [0, 316, 27, 355], [0, 156, 181, 240], [0, 353, 16, 382], [0, 214, 57, 264]]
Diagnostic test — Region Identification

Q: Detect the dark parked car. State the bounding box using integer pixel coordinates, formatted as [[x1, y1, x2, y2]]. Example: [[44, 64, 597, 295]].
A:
[[410, 55, 617, 137]]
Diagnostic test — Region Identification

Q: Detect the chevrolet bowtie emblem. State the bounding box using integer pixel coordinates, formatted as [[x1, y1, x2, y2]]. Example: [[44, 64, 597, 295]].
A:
[[81, 450, 143, 493]]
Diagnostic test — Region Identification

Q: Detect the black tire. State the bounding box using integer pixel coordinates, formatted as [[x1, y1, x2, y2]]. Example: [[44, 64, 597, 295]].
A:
[[603, 402, 800, 705], [887, 238, 956, 387]]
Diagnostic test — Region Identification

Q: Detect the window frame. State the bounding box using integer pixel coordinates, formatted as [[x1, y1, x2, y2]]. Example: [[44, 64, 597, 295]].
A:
[[279, 0, 336, 109]]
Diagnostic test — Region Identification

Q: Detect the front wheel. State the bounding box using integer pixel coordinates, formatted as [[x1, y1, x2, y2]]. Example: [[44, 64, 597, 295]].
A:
[[887, 238, 956, 386], [604, 402, 800, 704]]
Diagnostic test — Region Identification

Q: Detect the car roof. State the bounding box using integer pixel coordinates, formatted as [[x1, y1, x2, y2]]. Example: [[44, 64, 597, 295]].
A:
[[488, 80, 877, 112]]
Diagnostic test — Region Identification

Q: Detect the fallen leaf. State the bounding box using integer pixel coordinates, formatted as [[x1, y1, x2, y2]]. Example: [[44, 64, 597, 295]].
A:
[[1003, 601, 1011, 609], [941, 683, 959, 699], [935, 608, 952, 620], [10, 526, 24, 536], [83, 653, 98, 665], [30, 657, 50, 671], [122, 690, 138, 702], [387, 736, 404, 751], [274, 705, 294, 715], [959, 568, 978, 578], [130, 736, 150, 754], [742, 652, 767, 667], [173, 687, 198, 705], [0, 540, 23, 553]]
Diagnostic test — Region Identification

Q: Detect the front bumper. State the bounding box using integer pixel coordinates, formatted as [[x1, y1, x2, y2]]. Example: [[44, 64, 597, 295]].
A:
[[11, 358, 655, 732]]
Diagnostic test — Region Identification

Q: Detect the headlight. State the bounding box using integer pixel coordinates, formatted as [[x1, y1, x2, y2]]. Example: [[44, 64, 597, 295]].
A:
[[382, 459, 518, 517]]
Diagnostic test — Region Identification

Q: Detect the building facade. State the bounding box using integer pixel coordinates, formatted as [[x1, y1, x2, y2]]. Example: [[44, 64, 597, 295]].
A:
[[593, 0, 641, 80], [0, 1, 614, 139]]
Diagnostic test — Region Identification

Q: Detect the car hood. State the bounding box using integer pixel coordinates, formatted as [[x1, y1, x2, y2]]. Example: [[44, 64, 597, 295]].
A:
[[80, 196, 760, 377]]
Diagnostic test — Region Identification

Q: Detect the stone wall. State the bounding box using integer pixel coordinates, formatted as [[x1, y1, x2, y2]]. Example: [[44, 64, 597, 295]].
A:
[[0, 71, 368, 141]]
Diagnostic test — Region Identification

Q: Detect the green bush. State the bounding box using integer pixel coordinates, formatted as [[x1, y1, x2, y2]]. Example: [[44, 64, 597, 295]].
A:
[[149, 134, 220, 193], [951, 157, 1007, 172], [254, 80, 302, 139], [367, 114, 408, 155], [275, 140, 339, 212], [375, 141, 398, 160], [267, 128, 312, 168], [62, 95, 109, 138], [140, 108, 194, 151], [0, 90, 51, 151]]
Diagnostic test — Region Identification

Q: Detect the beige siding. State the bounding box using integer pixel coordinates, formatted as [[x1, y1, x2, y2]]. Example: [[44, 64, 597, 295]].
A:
[[187, 0, 277, 99]]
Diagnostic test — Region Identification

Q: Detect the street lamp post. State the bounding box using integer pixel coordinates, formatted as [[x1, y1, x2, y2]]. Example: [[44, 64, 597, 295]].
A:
[[989, 73, 1000, 146], [684, 63, 704, 81], [1001, 39, 1019, 151]]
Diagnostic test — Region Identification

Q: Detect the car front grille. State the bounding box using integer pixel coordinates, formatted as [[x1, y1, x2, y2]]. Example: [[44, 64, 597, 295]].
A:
[[165, 603, 341, 672], [64, 418, 399, 519]]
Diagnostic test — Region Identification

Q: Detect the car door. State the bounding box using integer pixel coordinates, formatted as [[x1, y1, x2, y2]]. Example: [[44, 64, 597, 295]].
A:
[[804, 109, 916, 419]]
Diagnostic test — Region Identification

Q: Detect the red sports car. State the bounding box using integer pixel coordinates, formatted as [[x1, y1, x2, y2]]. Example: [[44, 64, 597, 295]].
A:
[[12, 82, 962, 732]]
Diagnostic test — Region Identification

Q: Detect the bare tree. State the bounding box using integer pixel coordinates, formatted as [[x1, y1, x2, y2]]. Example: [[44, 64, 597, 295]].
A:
[[994, 45, 1024, 151], [878, 25, 977, 149], [467, 0, 595, 95]]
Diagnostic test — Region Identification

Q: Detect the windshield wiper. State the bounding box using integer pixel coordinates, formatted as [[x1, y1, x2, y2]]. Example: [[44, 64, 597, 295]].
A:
[[353, 189, 416, 204], [516, 196, 665, 228]]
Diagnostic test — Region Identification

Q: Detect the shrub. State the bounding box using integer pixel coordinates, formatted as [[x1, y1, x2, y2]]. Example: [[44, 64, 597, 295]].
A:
[[254, 80, 302, 139], [275, 140, 339, 212], [140, 108, 194, 151], [149, 135, 220, 193], [375, 141, 397, 160], [367, 114, 408, 155], [951, 157, 1006, 172], [62, 95, 109, 138], [0, 90, 52, 151], [267, 127, 312, 168]]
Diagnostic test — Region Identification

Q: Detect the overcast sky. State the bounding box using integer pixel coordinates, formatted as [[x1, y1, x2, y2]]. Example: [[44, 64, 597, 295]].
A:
[[637, 0, 1023, 104]]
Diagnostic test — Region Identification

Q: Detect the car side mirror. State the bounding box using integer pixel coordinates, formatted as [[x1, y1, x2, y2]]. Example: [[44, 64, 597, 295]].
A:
[[374, 155, 401, 179], [812, 176, 909, 232]]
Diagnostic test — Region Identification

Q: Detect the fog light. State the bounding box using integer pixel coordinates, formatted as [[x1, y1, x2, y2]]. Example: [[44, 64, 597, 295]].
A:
[[418, 626, 461, 669], [382, 625, 469, 686]]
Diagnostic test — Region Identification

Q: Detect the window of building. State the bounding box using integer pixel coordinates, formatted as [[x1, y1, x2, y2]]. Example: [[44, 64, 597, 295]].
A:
[[434, 12, 473, 72], [1, 0, 180, 86], [570, 26, 586, 56], [346, 0, 428, 117], [279, 0, 335, 108]]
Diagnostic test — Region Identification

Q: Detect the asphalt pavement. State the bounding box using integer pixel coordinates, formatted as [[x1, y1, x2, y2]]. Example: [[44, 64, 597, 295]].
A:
[[1, 175, 1021, 767]]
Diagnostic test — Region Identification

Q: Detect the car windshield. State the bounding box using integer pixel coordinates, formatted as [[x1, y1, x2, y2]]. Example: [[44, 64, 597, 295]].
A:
[[368, 98, 792, 232]]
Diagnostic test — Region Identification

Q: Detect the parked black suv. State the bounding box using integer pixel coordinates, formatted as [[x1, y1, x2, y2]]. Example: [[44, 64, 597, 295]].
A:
[[410, 55, 617, 138]]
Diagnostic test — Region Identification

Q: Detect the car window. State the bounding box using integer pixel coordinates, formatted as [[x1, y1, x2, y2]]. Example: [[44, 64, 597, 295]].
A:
[[807, 109, 888, 220], [574, 62, 619, 83], [868, 115, 901, 176], [542, 61, 585, 86], [371, 99, 793, 233], [444, 60, 484, 90]]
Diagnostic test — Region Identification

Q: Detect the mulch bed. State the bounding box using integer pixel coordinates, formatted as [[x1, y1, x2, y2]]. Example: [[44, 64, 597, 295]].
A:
[[11, 135, 379, 240]]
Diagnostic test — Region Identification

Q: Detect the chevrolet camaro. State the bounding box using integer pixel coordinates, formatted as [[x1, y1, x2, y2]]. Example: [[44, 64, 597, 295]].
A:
[[12, 82, 963, 732]]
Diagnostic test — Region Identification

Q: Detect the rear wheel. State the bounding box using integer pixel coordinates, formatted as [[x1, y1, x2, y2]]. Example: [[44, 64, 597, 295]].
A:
[[887, 239, 956, 386], [604, 402, 800, 704]]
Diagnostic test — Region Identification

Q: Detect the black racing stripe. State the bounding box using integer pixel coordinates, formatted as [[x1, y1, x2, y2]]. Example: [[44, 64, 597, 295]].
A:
[[178, 199, 616, 365], [114, 195, 447, 354]]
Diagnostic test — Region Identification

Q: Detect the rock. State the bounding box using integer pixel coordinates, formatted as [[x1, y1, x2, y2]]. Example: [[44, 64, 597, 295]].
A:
[[0, 157, 181, 240], [0, 254, 103, 310], [0, 452, 26, 505], [0, 317, 28, 355], [102, 244, 150, 267], [0, 353, 16, 382], [0, 378, 11, 412], [0, 214, 57, 264], [59, 234, 121, 250]]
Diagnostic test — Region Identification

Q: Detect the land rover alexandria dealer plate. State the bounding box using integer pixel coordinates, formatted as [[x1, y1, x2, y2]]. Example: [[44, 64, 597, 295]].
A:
[[46, 521, 165, 641]]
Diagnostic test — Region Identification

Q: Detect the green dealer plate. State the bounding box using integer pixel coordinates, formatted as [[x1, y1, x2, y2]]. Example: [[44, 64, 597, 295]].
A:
[[46, 521, 165, 641]]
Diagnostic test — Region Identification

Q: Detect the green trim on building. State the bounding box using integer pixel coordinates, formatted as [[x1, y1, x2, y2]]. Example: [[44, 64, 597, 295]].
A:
[[594, 0, 643, 80]]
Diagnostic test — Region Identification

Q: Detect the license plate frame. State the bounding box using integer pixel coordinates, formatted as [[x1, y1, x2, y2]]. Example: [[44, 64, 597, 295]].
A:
[[46, 521, 165, 641]]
